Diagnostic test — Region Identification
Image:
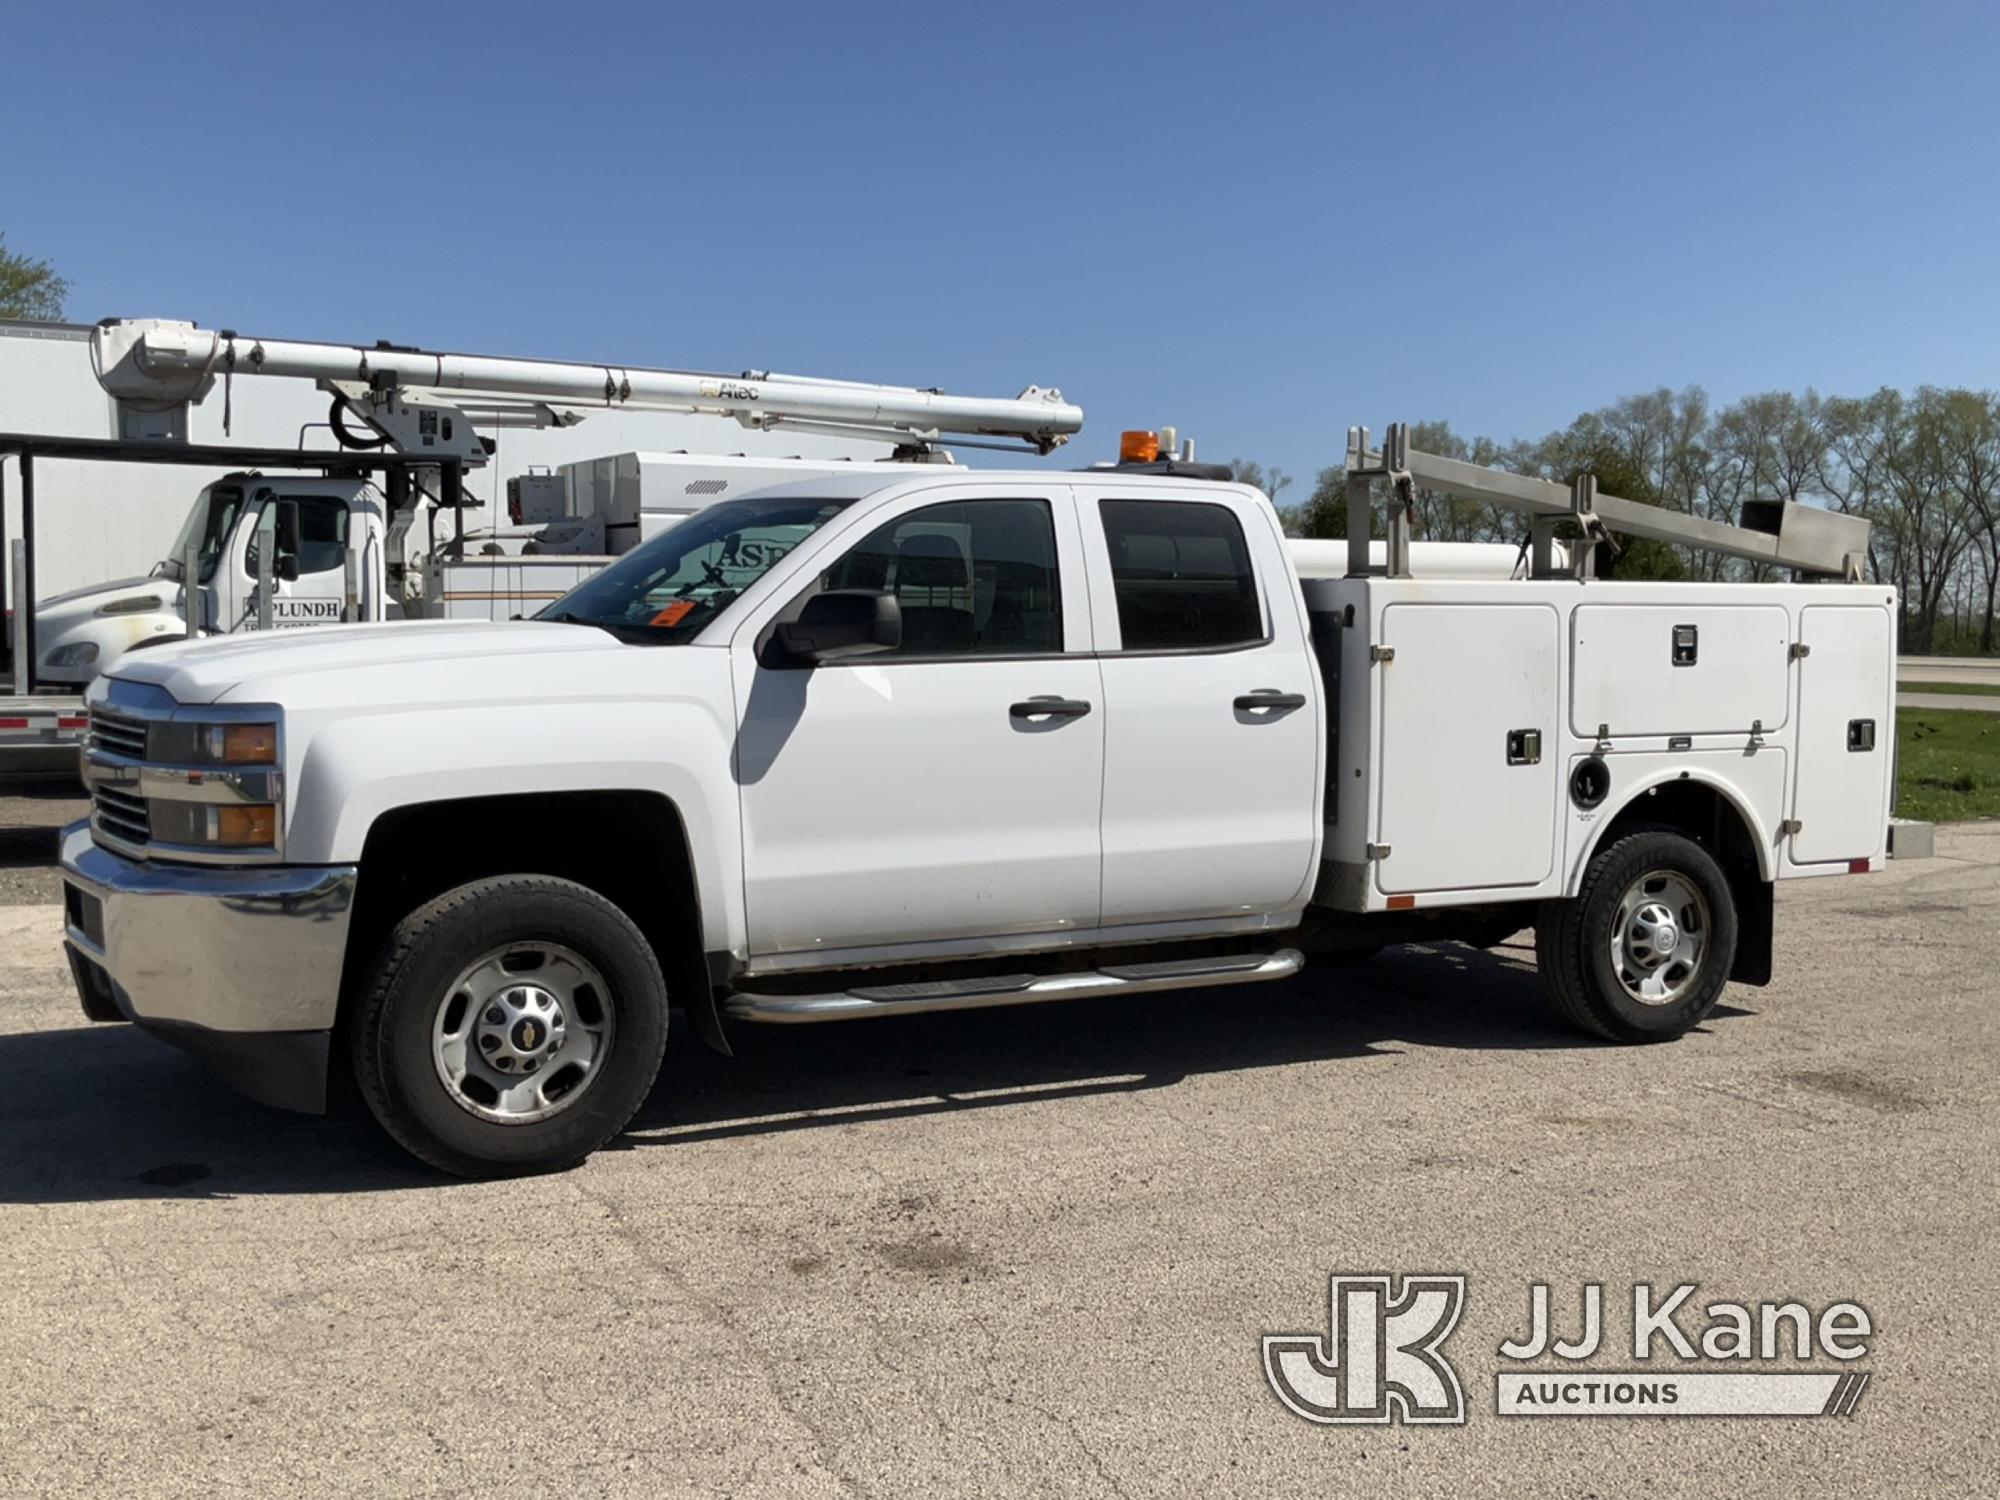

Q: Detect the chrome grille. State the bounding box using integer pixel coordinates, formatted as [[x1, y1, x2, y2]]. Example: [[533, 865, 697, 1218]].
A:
[[89, 707, 149, 759], [91, 783, 151, 847]]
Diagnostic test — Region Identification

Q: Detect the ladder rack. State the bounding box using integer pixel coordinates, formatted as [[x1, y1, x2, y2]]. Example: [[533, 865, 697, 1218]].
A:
[[1343, 423, 1870, 581]]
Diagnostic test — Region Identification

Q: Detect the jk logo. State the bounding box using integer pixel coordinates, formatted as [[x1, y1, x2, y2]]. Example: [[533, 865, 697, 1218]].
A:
[[1264, 1274, 1467, 1425]]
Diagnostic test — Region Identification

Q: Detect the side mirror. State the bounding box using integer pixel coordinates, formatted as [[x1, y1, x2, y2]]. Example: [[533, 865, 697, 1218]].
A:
[[274, 500, 302, 582], [774, 589, 901, 663]]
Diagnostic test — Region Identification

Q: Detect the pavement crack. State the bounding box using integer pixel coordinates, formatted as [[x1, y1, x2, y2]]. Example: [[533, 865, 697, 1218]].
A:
[[560, 1173, 869, 1499]]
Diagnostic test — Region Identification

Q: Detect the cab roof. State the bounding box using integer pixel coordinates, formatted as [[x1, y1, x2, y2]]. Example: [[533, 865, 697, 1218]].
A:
[[737, 466, 1259, 505]]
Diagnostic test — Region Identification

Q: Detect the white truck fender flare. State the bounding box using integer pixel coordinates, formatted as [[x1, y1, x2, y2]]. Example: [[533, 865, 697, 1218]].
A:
[[1570, 766, 1778, 888]]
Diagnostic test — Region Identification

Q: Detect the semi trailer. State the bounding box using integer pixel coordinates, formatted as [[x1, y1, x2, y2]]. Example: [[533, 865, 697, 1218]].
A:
[[60, 422, 1925, 1176]]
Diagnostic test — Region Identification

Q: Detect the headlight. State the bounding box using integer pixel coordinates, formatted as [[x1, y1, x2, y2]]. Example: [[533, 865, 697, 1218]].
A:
[[152, 722, 278, 765], [45, 642, 99, 668], [97, 595, 164, 617], [150, 802, 278, 849]]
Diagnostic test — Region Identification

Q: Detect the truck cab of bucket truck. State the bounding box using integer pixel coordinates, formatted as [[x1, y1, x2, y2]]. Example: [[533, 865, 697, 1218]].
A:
[[32, 474, 411, 686]]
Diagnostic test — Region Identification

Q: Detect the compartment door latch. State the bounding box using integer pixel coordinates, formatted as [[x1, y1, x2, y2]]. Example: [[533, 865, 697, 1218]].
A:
[[1507, 728, 1542, 765]]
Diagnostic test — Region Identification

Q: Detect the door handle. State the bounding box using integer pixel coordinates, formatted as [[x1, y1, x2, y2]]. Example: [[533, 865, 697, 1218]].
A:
[[1234, 690, 1307, 712], [1010, 697, 1092, 720]]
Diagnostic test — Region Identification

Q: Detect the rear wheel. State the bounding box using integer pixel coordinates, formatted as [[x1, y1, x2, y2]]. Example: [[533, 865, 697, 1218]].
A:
[[1537, 829, 1737, 1042], [353, 875, 669, 1177]]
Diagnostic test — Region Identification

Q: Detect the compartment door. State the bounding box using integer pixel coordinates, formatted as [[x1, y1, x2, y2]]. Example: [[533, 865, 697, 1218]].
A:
[[1791, 605, 1893, 865], [1571, 604, 1791, 737], [1376, 603, 1560, 894]]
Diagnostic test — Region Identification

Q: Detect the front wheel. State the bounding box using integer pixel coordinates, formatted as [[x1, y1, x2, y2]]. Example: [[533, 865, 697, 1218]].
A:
[[1536, 829, 1738, 1042], [352, 875, 669, 1177]]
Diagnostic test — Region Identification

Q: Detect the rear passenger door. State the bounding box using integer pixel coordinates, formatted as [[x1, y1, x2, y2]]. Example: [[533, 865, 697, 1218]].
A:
[[1082, 491, 1322, 928]]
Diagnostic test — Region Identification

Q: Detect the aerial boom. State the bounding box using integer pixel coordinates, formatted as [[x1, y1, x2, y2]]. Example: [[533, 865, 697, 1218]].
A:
[[90, 318, 1085, 455]]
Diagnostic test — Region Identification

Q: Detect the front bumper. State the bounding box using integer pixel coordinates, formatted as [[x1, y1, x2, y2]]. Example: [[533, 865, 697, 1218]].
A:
[[59, 820, 358, 1113]]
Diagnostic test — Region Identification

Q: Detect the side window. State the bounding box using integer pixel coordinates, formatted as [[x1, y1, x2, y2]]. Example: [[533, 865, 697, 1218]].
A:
[[293, 498, 350, 576], [816, 498, 1062, 657], [245, 497, 350, 578], [1098, 499, 1263, 651]]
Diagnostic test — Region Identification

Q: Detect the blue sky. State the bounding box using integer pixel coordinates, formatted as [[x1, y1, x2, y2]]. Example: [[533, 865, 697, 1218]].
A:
[[5, 1, 1996, 494]]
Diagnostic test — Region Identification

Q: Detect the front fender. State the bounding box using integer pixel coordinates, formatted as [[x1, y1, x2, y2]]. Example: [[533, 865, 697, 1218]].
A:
[[283, 696, 747, 960]]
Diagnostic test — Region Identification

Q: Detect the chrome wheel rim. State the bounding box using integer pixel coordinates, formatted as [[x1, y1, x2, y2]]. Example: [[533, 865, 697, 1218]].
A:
[[1609, 869, 1710, 1007], [430, 942, 615, 1124]]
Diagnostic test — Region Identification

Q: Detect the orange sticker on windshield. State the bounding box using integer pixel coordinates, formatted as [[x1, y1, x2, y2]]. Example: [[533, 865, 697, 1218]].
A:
[[649, 600, 697, 627]]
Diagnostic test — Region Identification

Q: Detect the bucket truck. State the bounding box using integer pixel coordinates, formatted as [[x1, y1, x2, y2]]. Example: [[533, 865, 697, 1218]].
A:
[[2, 317, 1082, 767]]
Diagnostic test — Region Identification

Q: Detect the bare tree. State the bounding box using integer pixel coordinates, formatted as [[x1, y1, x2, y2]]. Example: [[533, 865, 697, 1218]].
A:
[[1936, 389, 2000, 651], [1277, 382, 2000, 653], [1229, 459, 1298, 533], [1825, 389, 1972, 652]]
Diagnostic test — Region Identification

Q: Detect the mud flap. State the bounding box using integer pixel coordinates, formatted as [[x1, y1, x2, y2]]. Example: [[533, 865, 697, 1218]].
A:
[[1729, 877, 1773, 986]]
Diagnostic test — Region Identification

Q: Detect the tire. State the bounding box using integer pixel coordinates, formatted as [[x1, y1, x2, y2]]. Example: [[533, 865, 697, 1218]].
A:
[[352, 875, 669, 1178], [1535, 829, 1737, 1043]]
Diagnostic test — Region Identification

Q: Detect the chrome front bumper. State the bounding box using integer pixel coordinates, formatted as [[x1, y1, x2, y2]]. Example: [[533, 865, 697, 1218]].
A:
[[59, 820, 358, 1112]]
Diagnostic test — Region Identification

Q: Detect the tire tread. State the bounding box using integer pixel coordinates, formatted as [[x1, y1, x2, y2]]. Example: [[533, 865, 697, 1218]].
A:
[[351, 875, 667, 1178], [1535, 827, 1736, 1044]]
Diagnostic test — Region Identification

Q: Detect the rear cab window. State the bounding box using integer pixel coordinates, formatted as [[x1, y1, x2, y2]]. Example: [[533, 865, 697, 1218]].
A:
[[1096, 498, 1266, 651]]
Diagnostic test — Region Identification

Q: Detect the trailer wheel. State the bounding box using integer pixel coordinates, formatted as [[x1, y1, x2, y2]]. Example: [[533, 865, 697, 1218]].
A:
[[1536, 829, 1737, 1042], [352, 875, 668, 1178]]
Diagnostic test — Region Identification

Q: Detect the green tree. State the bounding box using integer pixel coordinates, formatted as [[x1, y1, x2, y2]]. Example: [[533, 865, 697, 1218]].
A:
[[1512, 422, 1687, 580], [0, 234, 68, 320], [1297, 464, 1367, 539]]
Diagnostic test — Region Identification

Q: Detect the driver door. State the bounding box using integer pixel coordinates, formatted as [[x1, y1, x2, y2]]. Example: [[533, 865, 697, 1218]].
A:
[[234, 490, 353, 632], [732, 487, 1104, 960]]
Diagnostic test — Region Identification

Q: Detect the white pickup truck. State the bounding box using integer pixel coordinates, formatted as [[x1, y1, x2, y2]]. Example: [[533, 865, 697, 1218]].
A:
[[60, 449, 1909, 1176]]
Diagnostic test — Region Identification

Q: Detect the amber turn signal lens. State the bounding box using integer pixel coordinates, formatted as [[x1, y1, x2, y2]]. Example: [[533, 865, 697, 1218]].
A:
[[212, 805, 277, 847], [208, 723, 277, 764], [1119, 429, 1160, 464]]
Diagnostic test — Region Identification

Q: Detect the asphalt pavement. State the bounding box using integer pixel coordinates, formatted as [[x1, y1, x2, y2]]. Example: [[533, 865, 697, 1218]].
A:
[[0, 821, 1994, 1497], [1899, 692, 2000, 714], [1898, 655, 2000, 687], [0, 782, 85, 905]]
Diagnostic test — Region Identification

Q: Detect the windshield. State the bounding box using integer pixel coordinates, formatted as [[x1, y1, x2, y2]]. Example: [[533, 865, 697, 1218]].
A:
[[154, 485, 245, 583], [538, 495, 856, 641]]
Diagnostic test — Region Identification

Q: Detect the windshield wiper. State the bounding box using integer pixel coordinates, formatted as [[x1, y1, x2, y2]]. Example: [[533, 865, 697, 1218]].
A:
[[537, 610, 673, 645]]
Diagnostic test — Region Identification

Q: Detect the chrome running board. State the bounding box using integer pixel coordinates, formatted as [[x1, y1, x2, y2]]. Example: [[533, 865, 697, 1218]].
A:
[[723, 948, 1304, 1024]]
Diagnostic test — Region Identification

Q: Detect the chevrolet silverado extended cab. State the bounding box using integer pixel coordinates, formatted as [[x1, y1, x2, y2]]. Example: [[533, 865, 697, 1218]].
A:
[[61, 446, 1909, 1176]]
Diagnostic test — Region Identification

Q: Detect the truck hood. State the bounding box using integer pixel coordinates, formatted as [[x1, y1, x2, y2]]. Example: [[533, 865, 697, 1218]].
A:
[[106, 619, 630, 705], [38, 575, 167, 613], [34, 576, 188, 685]]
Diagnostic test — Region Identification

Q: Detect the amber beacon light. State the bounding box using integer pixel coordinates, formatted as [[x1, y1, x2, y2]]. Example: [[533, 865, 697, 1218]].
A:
[[1119, 429, 1161, 464]]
